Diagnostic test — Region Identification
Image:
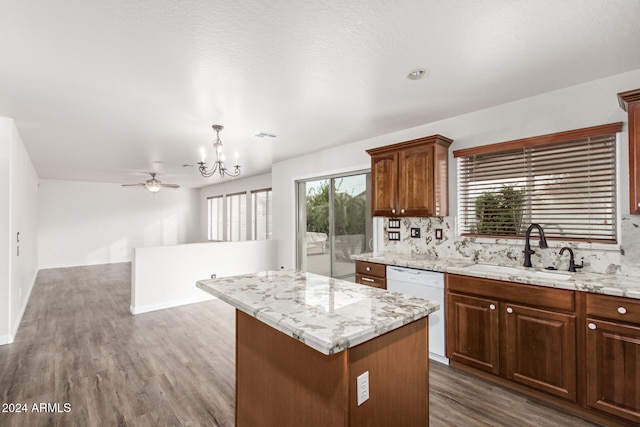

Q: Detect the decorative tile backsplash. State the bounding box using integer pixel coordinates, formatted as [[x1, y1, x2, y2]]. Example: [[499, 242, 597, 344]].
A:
[[383, 215, 640, 277]]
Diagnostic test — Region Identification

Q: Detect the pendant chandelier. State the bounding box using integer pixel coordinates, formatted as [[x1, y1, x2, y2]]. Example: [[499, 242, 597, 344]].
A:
[[198, 124, 241, 178]]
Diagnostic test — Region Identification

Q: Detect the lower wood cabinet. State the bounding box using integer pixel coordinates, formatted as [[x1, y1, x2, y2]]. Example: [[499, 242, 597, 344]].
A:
[[446, 274, 578, 402], [585, 294, 640, 424], [355, 261, 386, 289], [447, 293, 499, 374], [504, 303, 576, 401], [447, 274, 640, 426]]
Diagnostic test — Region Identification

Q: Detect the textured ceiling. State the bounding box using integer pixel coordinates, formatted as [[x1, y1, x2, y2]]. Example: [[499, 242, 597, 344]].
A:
[[1, 0, 639, 188]]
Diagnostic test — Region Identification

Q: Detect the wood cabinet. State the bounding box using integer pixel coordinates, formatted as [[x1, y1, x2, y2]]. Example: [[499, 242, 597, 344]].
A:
[[236, 310, 429, 426], [618, 88, 640, 215], [447, 292, 500, 374], [367, 135, 452, 217], [446, 274, 577, 401], [504, 303, 576, 401], [355, 260, 386, 289], [585, 294, 640, 424]]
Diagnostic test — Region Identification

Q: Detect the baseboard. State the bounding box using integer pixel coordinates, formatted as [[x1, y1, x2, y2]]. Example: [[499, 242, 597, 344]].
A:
[[0, 334, 14, 346], [4, 270, 38, 346], [130, 293, 215, 315], [429, 352, 450, 365]]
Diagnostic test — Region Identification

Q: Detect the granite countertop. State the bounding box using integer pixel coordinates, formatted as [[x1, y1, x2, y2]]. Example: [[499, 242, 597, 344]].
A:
[[196, 269, 439, 355], [353, 252, 640, 300]]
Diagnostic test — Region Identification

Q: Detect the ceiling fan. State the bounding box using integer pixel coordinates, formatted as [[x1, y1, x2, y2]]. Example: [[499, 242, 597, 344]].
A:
[[121, 173, 179, 193]]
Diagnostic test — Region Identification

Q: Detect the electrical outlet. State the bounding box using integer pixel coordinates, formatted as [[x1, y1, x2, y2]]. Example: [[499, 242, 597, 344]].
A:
[[435, 228, 443, 240], [410, 228, 421, 238], [357, 371, 369, 406]]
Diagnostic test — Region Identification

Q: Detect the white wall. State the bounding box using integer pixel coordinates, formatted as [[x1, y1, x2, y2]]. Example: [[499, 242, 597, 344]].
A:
[[0, 117, 39, 345], [38, 180, 200, 269], [131, 239, 278, 314], [199, 172, 272, 241], [0, 119, 11, 343], [271, 69, 640, 270]]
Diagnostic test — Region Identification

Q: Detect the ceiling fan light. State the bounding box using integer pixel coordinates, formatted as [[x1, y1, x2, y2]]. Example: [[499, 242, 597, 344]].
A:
[[146, 184, 162, 193]]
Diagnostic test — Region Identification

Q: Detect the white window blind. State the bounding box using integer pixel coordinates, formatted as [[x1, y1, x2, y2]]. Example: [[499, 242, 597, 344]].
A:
[[252, 189, 272, 240], [227, 192, 247, 241], [207, 196, 224, 241], [457, 126, 619, 243]]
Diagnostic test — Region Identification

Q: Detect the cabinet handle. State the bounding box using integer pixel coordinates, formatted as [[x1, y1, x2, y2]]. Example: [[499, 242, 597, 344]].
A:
[[401, 208, 406, 214], [366, 267, 371, 272], [489, 304, 496, 310], [361, 277, 375, 282], [588, 323, 597, 330], [391, 209, 396, 214], [506, 307, 513, 314], [618, 306, 627, 315]]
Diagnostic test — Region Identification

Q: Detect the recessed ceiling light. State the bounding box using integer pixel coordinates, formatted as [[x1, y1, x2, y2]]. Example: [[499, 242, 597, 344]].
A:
[[407, 68, 430, 80], [254, 132, 277, 139]]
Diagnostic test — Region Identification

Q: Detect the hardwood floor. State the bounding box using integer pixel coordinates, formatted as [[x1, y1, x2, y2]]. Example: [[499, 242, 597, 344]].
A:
[[0, 263, 604, 426]]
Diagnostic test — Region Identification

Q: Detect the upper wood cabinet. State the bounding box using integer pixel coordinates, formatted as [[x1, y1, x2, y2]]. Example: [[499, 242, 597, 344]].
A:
[[618, 88, 640, 215], [367, 135, 452, 217]]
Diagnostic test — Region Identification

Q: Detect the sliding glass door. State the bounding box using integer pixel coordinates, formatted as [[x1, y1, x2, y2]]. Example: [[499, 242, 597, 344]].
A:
[[296, 171, 372, 281]]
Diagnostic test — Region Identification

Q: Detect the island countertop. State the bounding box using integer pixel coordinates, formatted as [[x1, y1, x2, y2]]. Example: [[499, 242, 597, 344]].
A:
[[196, 269, 439, 355]]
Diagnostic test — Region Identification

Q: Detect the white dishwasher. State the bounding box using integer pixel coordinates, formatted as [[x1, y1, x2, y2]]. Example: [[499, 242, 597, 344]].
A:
[[386, 266, 448, 365]]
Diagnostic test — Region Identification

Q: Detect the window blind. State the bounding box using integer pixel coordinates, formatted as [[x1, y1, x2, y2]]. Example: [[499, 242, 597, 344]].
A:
[[227, 192, 247, 241], [207, 196, 224, 241], [251, 189, 272, 240], [457, 134, 617, 242]]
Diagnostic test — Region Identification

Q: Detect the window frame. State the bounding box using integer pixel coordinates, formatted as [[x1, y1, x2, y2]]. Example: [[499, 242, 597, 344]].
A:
[[453, 122, 623, 244]]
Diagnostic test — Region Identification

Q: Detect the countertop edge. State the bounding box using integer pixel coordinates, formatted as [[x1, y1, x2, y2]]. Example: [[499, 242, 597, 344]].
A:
[[196, 274, 439, 355], [353, 253, 640, 300]]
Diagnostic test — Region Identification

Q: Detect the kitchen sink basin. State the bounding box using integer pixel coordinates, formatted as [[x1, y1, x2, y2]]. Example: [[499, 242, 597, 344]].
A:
[[464, 264, 522, 275], [464, 264, 572, 281], [526, 270, 572, 281]]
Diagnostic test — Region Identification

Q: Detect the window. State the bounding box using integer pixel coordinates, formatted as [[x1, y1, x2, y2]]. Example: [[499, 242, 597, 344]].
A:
[[252, 189, 272, 240], [227, 192, 247, 241], [207, 188, 273, 241], [207, 196, 224, 241], [455, 122, 622, 243]]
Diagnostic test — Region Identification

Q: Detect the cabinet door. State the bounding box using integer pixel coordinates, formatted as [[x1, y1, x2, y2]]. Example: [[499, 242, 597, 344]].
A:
[[629, 101, 640, 214], [398, 144, 434, 216], [447, 293, 499, 374], [586, 318, 640, 424], [370, 151, 398, 216], [504, 304, 576, 401]]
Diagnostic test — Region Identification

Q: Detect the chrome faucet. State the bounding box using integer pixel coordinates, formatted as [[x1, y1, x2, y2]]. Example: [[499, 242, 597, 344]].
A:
[[523, 224, 548, 267], [559, 247, 583, 272]]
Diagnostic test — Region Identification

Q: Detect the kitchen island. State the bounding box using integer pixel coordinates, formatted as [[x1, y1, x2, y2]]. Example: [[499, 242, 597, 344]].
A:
[[197, 269, 439, 427]]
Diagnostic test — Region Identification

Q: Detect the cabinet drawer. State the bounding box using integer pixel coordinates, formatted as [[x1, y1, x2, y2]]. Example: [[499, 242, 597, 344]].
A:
[[586, 294, 640, 324], [356, 274, 386, 289], [447, 274, 575, 312], [355, 261, 386, 278]]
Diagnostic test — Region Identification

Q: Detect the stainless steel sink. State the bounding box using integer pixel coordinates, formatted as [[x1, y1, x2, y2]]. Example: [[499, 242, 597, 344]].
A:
[[464, 264, 572, 281]]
